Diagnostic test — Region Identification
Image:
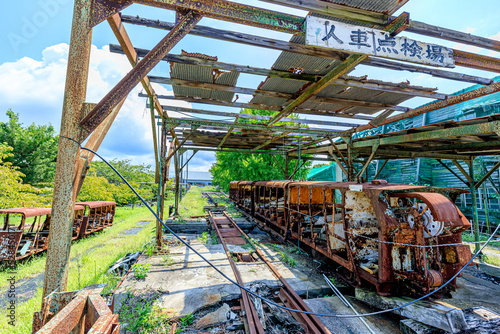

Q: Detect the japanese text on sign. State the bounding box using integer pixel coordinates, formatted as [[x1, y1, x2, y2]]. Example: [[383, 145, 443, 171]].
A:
[[305, 16, 455, 68]]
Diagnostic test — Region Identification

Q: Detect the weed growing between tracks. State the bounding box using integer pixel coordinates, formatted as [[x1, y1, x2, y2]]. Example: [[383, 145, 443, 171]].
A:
[[0, 206, 156, 334], [177, 186, 214, 220]]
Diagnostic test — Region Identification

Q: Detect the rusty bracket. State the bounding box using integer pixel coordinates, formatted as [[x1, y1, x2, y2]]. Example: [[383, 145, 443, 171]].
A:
[[90, 0, 133, 28], [386, 12, 410, 36], [77, 103, 97, 142]]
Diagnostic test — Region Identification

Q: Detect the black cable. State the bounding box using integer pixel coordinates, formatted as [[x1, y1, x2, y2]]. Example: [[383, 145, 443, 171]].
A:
[[76, 142, 500, 318]]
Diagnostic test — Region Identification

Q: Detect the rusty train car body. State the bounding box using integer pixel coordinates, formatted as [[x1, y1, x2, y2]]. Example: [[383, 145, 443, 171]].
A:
[[230, 180, 472, 296], [0, 201, 115, 262]]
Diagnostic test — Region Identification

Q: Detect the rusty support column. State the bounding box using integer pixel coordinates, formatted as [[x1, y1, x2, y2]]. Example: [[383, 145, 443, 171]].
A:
[[468, 159, 481, 256], [155, 100, 163, 247], [174, 149, 180, 216], [284, 155, 289, 179], [150, 96, 160, 183], [43, 0, 93, 298]]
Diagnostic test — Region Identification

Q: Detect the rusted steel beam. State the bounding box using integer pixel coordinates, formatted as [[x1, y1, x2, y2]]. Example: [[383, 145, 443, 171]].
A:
[[407, 20, 500, 53], [149, 75, 409, 112], [373, 159, 388, 180], [80, 11, 202, 134], [453, 49, 500, 73], [217, 116, 239, 149], [161, 116, 346, 136], [165, 131, 195, 163], [287, 136, 330, 152], [252, 132, 288, 151], [259, 0, 388, 26], [438, 159, 471, 178], [158, 106, 360, 128], [475, 160, 500, 189], [132, 0, 304, 35], [268, 54, 367, 126], [107, 13, 180, 146], [356, 141, 379, 178], [107, 14, 164, 119], [145, 93, 374, 121], [327, 147, 348, 177], [180, 150, 198, 170], [90, 0, 132, 27], [267, 11, 412, 126], [36, 294, 87, 333], [357, 82, 500, 131], [75, 98, 126, 196], [364, 57, 493, 85], [436, 159, 469, 186], [262, 0, 500, 53], [43, 0, 93, 299], [113, 41, 445, 100], [120, 15, 495, 83]]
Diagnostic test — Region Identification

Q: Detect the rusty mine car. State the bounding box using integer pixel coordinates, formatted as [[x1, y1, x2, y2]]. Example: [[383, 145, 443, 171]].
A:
[[230, 180, 472, 296]]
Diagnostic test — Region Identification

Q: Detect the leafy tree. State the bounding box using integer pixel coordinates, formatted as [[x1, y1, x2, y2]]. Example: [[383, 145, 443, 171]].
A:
[[0, 110, 59, 185], [91, 159, 155, 185], [209, 109, 311, 190], [76, 171, 115, 203], [78, 160, 156, 206], [0, 144, 48, 208]]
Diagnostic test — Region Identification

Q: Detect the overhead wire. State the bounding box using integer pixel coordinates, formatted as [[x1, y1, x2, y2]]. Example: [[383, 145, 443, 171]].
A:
[[62, 137, 500, 319]]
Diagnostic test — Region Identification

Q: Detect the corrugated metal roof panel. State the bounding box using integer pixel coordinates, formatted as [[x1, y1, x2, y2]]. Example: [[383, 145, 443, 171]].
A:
[[326, 0, 408, 14], [271, 35, 344, 76], [170, 59, 240, 102]]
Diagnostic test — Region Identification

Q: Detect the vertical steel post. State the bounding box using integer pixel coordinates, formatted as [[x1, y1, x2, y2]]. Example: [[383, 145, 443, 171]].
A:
[[284, 155, 289, 179], [154, 97, 162, 247], [469, 159, 481, 255], [482, 183, 491, 234], [174, 149, 180, 216], [43, 0, 93, 298]]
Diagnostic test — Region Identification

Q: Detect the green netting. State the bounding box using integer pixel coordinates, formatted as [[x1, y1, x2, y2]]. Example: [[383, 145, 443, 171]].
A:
[[306, 163, 337, 181]]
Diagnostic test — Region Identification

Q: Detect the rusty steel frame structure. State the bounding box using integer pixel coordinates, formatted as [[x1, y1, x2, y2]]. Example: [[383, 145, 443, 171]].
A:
[[33, 284, 119, 333], [44, 0, 500, 317]]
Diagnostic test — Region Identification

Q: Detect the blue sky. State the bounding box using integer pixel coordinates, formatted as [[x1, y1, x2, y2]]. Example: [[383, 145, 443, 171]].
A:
[[0, 0, 499, 172]]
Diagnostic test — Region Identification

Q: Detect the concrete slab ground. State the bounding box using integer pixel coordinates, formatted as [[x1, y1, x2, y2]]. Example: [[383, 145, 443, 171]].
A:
[[114, 234, 331, 319], [114, 229, 500, 333]]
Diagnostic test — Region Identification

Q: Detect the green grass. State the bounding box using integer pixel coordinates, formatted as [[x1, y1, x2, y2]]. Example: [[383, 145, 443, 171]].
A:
[[176, 186, 214, 220], [462, 232, 500, 267], [0, 206, 156, 334], [197, 232, 218, 245], [119, 289, 170, 333]]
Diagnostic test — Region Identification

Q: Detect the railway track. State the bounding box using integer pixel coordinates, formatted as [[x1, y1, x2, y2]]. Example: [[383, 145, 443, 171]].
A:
[[208, 209, 332, 334]]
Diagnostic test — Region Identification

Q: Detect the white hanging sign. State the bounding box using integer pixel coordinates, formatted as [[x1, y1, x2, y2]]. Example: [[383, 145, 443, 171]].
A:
[[305, 15, 455, 68]]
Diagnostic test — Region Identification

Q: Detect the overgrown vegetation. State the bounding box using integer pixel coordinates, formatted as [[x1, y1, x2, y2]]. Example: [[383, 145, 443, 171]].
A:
[[119, 289, 170, 333], [197, 232, 218, 245], [0, 206, 155, 333], [176, 186, 213, 220], [132, 263, 152, 280]]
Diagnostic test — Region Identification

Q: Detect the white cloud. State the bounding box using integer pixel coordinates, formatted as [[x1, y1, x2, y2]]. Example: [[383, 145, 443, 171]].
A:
[[0, 43, 217, 171]]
